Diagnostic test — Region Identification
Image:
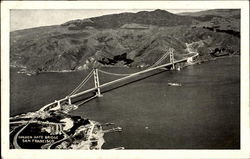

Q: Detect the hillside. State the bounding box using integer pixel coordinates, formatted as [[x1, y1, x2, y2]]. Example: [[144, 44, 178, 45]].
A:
[[180, 9, 240, 32], [179, 9, 240, 19], [62, 9, 194, 29], [10, 9, 240, 74]]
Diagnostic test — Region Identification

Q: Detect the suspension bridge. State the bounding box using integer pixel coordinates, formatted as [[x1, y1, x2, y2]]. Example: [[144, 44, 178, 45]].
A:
[[40, 48, 198, 111]]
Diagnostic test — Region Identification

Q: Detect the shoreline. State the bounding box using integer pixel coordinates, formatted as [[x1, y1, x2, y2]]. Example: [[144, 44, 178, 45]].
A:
[[11, 54, 240, 76]]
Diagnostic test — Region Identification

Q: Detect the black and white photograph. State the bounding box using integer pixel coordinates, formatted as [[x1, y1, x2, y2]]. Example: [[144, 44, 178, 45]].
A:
[[1, 1, 250, 159]]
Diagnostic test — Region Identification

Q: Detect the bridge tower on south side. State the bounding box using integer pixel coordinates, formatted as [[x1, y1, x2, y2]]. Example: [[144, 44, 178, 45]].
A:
[[93, 68, 103, 97]]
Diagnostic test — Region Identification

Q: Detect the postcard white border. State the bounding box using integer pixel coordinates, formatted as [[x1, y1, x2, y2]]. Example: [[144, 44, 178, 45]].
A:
[[1, 1, 249, 159]]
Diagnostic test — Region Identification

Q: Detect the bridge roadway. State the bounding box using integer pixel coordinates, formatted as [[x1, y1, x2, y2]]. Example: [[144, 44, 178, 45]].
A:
[[40, 54, 198, 111]]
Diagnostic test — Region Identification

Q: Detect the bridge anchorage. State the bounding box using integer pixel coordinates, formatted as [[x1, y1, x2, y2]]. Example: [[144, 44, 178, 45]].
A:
[[40, 48, 199, 112]]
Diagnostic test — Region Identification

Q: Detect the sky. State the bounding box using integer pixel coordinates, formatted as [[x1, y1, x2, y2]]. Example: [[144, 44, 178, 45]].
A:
[[10, 9, 204, 31]]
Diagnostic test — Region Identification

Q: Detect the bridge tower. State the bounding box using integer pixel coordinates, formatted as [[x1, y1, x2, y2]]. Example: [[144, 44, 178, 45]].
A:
[[93, 68, 102, 97], [169, 48, 175, 69], [67, 96, 72, 105], [56, 100, 61, 107]]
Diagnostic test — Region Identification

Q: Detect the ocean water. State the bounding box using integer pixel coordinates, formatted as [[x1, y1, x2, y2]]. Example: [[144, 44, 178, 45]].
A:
[[10, 56, 240, 149]]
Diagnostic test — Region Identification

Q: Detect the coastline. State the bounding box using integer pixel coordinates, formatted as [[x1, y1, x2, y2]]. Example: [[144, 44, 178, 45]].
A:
[[12, 53, 240, 76]]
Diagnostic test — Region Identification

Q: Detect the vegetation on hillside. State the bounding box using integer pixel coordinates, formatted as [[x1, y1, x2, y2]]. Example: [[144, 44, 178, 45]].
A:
[[10, 9, 240, 74]]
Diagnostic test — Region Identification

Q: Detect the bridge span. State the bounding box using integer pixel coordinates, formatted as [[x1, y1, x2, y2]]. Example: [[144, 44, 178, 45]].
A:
[[40, 48, 198, 112]]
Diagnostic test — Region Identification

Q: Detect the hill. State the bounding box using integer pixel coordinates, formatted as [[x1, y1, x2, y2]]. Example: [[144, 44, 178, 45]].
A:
[[179, 9, 240, 19], [62, 9, 193, 29], [10, 9, 240, 74]]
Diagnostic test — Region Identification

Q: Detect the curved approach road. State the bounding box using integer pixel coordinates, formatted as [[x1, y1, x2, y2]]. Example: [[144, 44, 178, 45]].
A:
[[13, 122, 30, 149]]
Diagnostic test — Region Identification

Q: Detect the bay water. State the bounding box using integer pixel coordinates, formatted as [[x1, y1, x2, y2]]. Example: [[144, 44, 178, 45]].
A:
[[10, 56, 240, 149]]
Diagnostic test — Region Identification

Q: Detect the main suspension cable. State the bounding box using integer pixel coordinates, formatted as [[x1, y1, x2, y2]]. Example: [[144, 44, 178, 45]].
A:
[[148, 52, 170, 69], [98, 51, 171, 77], [98, 69, 132, 76], [69, 69, 94, 96]]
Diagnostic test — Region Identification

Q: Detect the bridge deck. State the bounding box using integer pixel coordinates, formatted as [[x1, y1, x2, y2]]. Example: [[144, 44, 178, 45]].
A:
[[40, 57, 192, 111]]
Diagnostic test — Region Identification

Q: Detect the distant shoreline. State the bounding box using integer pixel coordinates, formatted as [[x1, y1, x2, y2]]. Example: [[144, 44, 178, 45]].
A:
[[10, 54, 240, 76]]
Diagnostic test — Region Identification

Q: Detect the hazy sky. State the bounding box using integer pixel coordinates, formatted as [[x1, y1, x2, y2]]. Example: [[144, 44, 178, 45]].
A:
[[10, 9, 204, 31]]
